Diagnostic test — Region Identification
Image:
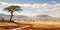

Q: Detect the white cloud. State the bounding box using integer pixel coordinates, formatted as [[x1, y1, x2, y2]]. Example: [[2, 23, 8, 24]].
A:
[[0, 2, 60, 9], [0, 2, 8, 6], [0, 2, 48, 9], [0, 2, 60, 17]]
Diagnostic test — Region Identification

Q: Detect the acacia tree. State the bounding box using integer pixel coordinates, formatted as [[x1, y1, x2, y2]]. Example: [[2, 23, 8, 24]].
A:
[[3, 5, 22, 21]]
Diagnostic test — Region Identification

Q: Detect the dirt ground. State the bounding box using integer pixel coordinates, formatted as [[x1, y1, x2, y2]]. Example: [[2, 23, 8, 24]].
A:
[[0, 26, 60, 30]]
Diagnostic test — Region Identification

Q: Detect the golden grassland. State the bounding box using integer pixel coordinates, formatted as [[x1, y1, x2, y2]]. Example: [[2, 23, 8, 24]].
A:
[[15, 20, 60, 28], [0, 22, 18, 26], [0, 20, 60, 30]]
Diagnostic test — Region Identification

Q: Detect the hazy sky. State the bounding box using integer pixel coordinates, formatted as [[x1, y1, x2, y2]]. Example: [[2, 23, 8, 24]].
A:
[[0, 0, 60, 17]]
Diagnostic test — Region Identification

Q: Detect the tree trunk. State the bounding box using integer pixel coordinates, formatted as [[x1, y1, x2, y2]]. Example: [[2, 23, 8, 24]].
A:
[[10, 11, 13, 21]]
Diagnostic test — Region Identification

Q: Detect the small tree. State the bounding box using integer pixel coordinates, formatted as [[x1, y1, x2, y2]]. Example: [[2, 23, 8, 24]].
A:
[[3, 5, 22, 21]]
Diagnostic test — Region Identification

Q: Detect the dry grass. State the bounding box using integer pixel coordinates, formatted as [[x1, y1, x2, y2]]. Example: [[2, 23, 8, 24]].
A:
[[0, 20, 60, 30], [0, 22, 18, 26], [15, 20, 60, 28]]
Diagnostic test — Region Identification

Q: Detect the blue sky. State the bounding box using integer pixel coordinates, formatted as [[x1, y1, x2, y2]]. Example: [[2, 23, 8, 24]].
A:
[[0, 0, 60, 17], [0, 0, 60, 4]]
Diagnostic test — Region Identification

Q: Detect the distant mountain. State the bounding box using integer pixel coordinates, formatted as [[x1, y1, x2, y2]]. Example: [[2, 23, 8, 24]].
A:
[[0, 14, 60, 21], [0, 14, 31, 20], [33, 15, 53, 19], [32, 15, 60, 22]]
